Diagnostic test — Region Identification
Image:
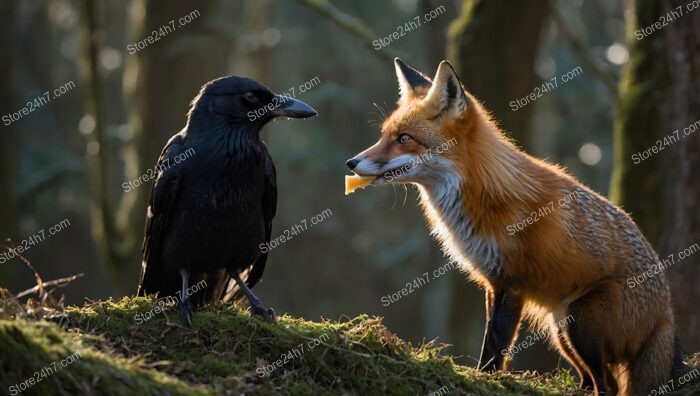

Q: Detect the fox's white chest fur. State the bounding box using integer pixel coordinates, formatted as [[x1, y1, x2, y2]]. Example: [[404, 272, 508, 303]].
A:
[[417, 171, 503, 280]]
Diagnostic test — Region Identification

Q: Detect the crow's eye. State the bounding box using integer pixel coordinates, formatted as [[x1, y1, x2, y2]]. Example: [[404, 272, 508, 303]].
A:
[[398, 134, 412, 144], [243, 91, 258, 103]]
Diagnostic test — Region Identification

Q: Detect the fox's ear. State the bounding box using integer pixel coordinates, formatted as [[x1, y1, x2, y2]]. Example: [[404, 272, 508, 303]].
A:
[[424, 61, 467, 117], [395, 58, 432, 104]]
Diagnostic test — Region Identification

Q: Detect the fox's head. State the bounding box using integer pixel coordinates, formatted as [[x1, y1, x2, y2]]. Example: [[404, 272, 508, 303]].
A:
[[346, 58, 477, 188]]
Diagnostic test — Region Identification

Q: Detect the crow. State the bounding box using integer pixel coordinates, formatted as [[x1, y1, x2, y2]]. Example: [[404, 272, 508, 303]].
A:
[[137, 76, 317, 324]]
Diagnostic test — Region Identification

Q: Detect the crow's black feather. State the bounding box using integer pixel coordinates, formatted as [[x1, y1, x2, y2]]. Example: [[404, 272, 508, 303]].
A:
[[137, 76, 316, 321]]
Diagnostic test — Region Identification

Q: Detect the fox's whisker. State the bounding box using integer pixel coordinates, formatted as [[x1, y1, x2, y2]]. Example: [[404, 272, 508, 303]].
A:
[[373, 102, 389, 124], [401, 184, 408, 208], [366, 111, 381, 126], [390, 183, 398, 210]]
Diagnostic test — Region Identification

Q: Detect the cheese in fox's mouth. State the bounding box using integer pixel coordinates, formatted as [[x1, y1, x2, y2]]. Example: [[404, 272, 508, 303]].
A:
[[344, 175, 376, 195]]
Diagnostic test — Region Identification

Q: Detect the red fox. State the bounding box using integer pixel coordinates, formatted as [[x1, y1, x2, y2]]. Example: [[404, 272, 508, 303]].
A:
[[346, 58, 680, 395]]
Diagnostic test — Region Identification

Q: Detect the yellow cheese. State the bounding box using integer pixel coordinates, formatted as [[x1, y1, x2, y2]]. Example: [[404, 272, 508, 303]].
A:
[[345, 175, 375, 195]]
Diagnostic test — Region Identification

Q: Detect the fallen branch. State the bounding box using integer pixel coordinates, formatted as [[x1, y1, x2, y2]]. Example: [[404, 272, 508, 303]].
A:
[[16, 273, 85, 299]]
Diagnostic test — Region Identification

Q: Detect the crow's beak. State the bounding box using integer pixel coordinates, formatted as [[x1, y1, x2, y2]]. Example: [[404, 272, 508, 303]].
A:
[[270, 95, 318, 119]]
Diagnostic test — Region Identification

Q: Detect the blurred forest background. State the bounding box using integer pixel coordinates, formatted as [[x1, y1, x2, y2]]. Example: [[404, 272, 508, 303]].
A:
[[1, 0, 698, 374]]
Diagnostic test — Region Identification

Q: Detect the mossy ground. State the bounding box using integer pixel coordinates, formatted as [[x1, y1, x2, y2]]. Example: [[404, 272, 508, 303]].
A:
[[0, 292, 698, 395]]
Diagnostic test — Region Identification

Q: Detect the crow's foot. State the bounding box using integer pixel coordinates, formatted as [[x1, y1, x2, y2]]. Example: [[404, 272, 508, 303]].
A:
[[251, 305, 276, 321], [179, 300, 195, 325]]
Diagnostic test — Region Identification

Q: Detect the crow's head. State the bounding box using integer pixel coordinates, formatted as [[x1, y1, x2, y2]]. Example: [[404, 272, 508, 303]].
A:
[[187, 76, 317, 126]]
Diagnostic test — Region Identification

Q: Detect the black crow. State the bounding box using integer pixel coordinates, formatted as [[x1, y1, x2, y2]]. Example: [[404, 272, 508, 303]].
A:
[[137, 76, 317, 324]]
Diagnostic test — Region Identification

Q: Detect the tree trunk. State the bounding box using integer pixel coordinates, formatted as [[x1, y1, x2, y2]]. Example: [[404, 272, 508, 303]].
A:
[[659, 0, 700, 352], [0, 0, 19, 285], [612, 0, 700, 349], [447, 0, 548, 148], [80, 0, 119, 290], [445, 0, 550, 368]]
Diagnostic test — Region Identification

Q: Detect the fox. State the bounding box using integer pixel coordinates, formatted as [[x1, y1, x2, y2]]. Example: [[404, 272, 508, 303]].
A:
[[345, 58, 681, 395]]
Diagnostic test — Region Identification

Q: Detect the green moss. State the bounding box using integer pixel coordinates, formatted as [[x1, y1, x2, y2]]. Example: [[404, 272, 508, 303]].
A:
[[0, 319, 204, 395], [59, 297, 582, 395], [1, 296, 697, 395]]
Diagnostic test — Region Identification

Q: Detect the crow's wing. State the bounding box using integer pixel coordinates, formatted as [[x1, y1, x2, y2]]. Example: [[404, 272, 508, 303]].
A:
[[137, 133, 186, 298], [221, 143, 277, 302]]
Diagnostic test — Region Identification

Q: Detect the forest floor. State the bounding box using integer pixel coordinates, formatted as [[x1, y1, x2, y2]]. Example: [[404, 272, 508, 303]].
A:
[[0, 290, 698, 395]]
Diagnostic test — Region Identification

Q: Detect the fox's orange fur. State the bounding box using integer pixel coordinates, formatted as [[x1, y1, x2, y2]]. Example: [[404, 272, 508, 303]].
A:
[[348, 59, 678, 395]]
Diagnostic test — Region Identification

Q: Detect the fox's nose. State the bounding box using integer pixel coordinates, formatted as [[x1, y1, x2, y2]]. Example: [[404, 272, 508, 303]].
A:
[[346, 158, 360, 170]]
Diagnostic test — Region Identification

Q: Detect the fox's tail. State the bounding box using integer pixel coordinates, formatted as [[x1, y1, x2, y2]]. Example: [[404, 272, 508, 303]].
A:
[[627, 309, 676, 395], [673, 335, 687, 373]]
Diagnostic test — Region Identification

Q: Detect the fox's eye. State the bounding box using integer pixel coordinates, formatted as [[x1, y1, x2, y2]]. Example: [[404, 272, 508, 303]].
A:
[[398, 134, 412, 144], [243, 91, 258, 103]]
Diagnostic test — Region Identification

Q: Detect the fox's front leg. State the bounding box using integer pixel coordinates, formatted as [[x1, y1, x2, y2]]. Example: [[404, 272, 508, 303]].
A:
[[477, 288, 523, 372]]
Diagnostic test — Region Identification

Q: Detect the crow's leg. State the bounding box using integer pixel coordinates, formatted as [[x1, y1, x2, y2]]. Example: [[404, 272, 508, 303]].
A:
[[179, 269, 195, 325], [232, 273, 275, 321]]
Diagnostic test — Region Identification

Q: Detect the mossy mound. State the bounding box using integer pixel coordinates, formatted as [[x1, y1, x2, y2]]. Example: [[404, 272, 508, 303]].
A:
[[0, 320, 204, 395], [1, 295, 698, 395]]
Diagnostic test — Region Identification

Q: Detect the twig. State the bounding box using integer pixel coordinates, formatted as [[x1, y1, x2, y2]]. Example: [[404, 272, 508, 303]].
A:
[[2, 239, 44, 300], [16, 273, 85, 299], [547, 0, 618, 99], [294, 0, 416, 65]]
